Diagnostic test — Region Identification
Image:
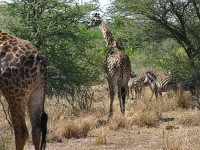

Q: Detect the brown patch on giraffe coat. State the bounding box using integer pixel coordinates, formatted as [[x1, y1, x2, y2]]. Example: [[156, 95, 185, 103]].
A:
[[25, 51, 31, 56], [1, 36, 7, 41], [20, 55, 26, 64], [3, 68, 12, 79], [30, 67, 37, 74], [5, 53, 14, 61], [25, 68, 31, 78], [0, 45, 11, 52], [12, 46, 19, 53], [11, 67, 19, 76]]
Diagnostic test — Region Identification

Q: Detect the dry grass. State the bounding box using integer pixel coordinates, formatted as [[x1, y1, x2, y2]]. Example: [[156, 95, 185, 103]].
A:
[[1, 81, 200, 149], [94, 130, 107, 145], [176, 91, 198, 109], [45, 96, 104, 142], [177, 109, 200, 126], [130, 110, 160, 127], [132, 87, 178, 113], [108, 114, 129, 130], [62, 119, 91, 139]]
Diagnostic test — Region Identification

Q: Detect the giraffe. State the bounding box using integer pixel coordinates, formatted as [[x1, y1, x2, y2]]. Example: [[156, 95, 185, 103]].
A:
[[87, 13, 132, 119], [0, 30, 48, 150]]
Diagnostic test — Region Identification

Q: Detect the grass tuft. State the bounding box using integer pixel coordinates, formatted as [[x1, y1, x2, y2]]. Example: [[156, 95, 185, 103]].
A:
[[108, 115, 129, 130], [131, 110, 160, 127], [62, 119, 91, 139], [177, 109, 200, 126], [94, 132, 107, 145]]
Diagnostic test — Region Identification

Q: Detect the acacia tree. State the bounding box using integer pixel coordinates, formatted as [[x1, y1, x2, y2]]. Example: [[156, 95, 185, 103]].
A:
[[113, 0, 200, 76], [1, 0, 104, 97]]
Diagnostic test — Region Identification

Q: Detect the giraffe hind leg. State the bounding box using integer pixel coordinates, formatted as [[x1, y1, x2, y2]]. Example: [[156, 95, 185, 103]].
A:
[[28, 107, 42, 150], [28, 88, 47, 150], [9, 101, 28, 150]]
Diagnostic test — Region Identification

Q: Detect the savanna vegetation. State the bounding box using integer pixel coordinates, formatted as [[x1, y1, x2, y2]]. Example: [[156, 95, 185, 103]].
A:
[[1, 0, 200, 149]]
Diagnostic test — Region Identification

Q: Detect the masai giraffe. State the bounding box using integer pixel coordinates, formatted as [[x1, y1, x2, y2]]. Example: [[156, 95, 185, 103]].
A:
[[87, 13, 132, 119], [0, 30, 48, 150]]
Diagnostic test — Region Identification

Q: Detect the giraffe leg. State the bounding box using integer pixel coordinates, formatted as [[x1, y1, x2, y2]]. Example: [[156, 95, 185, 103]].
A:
[[118, 84, 123, 114], [117, 82, 126, 115], [121, 86, 126, 115], [108, 84, 115, 120], [9, 102, 28, 150], [28, 89, 45, 150]]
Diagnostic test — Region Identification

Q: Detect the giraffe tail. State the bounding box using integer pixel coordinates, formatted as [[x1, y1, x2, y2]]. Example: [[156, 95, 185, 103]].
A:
[[40, 112, 48, 150], [121, 87, 126, 101]]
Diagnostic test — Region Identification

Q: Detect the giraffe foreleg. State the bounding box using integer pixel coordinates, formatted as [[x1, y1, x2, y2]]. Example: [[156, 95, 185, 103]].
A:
[[108, 84, 115, 120]]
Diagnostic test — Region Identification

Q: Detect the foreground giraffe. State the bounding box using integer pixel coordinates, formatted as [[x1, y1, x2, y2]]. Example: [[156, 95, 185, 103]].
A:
[[87, 13, 132, 119], [0, 30, 48, 150]]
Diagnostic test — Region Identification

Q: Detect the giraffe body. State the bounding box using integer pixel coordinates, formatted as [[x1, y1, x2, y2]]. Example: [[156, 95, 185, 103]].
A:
[[0, 30, 48, 150], [87, 13, 132, 119]]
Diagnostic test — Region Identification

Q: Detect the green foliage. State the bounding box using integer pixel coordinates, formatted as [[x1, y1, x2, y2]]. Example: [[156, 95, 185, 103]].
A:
[[111, 0, 200, 79], [1, 0, 104, 96], [2, 0, 200, 98]]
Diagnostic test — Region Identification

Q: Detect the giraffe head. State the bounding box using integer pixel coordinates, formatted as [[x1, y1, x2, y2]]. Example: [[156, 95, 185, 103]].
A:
[[86, 13, 102, 29]]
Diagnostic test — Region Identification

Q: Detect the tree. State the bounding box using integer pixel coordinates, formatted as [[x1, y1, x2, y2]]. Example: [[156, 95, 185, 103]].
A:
[[1, 0, 104, 97], [113, 0, 200, 77]]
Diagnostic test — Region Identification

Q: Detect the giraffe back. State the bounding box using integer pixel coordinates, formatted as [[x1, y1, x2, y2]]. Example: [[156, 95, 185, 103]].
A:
[[105, 48, 131, 86], [0, 30, 47, 100]]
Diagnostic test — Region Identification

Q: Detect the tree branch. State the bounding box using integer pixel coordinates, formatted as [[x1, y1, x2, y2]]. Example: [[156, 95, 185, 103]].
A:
[[191, 0, 200, 21]]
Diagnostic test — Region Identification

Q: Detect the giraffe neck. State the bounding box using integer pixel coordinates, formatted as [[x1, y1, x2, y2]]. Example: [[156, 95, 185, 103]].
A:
[[99, 20, 119, 50]]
